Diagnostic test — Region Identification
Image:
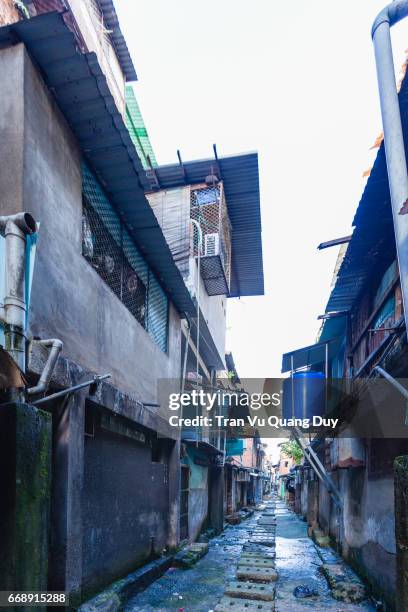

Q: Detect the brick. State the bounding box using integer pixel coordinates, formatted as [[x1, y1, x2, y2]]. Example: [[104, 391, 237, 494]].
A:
[[225, 581, 275, 601], [215, 596, 275, 611]]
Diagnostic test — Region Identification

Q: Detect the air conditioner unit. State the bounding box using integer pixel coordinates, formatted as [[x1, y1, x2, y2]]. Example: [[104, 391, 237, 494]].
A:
[[204, 233, 220, 257]]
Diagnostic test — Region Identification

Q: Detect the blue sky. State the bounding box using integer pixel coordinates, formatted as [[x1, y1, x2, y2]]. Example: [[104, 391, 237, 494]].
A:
[[115, 0, 408, 378]]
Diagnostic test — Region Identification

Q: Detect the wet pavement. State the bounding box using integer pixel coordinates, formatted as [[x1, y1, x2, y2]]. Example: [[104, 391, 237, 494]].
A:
[[123, 499, 376, 611], [123, 516, 257, 611], [274, 501, 375, 611]]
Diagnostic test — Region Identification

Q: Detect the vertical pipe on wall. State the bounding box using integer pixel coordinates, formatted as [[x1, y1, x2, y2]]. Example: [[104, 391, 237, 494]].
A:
[[372, 1, 408, 333], [0, 213, 37, 372]]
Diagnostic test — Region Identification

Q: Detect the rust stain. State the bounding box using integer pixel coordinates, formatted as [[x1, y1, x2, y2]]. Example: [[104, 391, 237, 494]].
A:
[[0, 346, 26, 389]]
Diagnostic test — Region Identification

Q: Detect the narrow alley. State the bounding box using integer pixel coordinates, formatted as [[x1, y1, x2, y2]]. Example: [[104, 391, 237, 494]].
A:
[[3, 1, 408, 610], [123, 498, 375, 611]]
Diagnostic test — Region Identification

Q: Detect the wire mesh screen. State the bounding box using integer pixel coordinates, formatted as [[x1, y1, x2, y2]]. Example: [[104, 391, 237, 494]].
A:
[[190, 183, 232, 290], [147, 274, 169, 352], [190, 185, 220, 256], [82, 163, 168, 351]]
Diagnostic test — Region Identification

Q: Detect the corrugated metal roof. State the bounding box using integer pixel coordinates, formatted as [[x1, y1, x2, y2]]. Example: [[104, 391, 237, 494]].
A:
[[96, 0, 137, 82], [0, 12, 195, 315], [281, 338, 341, 373], [29, 0, 137, 81], [148, 153, 264, 298], [323, 66, 408, 316], [324, 143, 395, 314]]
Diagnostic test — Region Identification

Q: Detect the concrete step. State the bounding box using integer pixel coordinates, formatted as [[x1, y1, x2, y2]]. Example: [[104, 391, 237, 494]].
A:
[[249, 538, 275, 548], [236, 566, 278, 582], [242, 544, 276, 556], [215, 596, 275, 611], [255, 504, 267, 511], [240, 550, 276, 560], [239, 557, 275, 568], [225, 581, 275, 601]]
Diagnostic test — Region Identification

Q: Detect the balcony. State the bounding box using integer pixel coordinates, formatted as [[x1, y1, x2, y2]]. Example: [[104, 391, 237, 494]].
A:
[[191, 183, 231, 296]]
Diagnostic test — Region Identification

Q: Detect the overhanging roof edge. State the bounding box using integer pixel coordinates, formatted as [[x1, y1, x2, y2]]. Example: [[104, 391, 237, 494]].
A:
[[0, 12, 195, 316]]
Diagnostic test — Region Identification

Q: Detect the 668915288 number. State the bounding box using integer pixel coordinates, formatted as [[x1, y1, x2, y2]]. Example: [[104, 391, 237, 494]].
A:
[[0, 592, 68, 607]]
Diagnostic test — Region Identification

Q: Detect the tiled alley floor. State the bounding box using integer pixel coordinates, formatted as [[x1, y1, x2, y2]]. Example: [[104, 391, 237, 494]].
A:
[[124, 500, 376, 611]]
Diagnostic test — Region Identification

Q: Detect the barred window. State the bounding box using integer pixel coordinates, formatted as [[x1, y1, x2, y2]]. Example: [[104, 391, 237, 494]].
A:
[[82, 163, 168, 352]]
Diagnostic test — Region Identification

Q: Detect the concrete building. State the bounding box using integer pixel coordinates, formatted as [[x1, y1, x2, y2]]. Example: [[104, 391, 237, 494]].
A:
[[0, 3, 190, 604], [280, 57, 408, 610], [224, 436, 267, 514], [145, 155, 264, 541], [0, 1, 264, 605]]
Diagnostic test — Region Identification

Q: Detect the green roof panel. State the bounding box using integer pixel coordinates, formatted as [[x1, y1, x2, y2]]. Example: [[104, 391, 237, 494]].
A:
[[125, 86, 157, 169]]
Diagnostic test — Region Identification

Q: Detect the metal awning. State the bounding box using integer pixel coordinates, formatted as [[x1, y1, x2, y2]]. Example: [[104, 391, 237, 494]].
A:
[[147, 153, 264, 298], [281, 338, 342, 373], [0, 13, 195, 315], [97, 0, 137, 82], [183, 439, 223, 455]]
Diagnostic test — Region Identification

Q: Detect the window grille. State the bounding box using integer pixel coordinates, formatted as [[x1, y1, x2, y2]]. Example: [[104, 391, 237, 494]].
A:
[[82, 163, 168, 351]]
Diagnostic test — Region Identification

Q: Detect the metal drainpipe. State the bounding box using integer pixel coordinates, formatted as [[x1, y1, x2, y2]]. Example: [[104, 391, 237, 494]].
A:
[[27, 338, 63, 396], [372, 1, 408, 332], [0, 213, 37, 372]]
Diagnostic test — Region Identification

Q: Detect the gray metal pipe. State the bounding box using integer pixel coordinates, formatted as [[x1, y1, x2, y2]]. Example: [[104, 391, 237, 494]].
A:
[[0, 213, 37, 371], [31, 373, 111, 406], [372, 1, 408, 333], [27, 338, 63, 396], [374, 365, 408, 400]]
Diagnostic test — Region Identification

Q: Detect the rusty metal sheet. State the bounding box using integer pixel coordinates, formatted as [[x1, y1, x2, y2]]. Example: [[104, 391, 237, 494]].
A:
[[0, 347, 26, 388]]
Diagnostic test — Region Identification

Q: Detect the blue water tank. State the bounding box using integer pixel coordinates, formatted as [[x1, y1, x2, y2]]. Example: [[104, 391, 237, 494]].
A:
[[282, 371, 326, 420]]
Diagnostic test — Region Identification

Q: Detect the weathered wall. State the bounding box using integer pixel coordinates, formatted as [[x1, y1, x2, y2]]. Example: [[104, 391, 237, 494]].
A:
[[0, 43, 182, 601], [0, 403, 51, 594], [340, 468, 396, 607], [81, 411, 170, 596], [300, 477, 308, 517], [187, 261, 227, 366], [66, 0, 126, 116], [186, 448, 209, 541], [313, 460, 397, 607], [0, 43, 182, 404]]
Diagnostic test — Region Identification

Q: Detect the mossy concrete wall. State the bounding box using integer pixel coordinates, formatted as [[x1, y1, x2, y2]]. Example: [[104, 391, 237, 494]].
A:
[[395, 455, 408, 611], [0, 402, 51, 593]]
